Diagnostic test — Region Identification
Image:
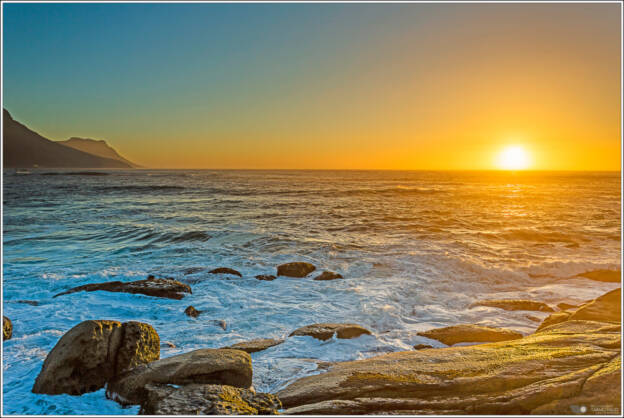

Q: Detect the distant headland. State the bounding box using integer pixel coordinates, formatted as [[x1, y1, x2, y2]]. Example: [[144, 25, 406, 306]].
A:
[[2, 109, 138, 169]]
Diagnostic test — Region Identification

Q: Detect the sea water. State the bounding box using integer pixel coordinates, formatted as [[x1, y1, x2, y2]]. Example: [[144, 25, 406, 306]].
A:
[[2, 170, 621, 414]]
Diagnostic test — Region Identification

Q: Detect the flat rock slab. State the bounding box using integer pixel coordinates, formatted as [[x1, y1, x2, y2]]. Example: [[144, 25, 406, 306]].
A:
[[278, 319, 621, 414], [577, 269, 621, 283], [470, 299, 554, 312], [277, 262, 316, 278], [313, 271, 343, 281], [208, 268, 242, 277], [417, 324, 523, 346], [223, 338, 285, 353], [3, 316, 12, 340], [107, 348, 252, 405], [32, 320, 159, 395], [538, 288, 621, 332], [53, 276, 192, 300], [139, 383, 281, 415], [290, 323, 372, 341]]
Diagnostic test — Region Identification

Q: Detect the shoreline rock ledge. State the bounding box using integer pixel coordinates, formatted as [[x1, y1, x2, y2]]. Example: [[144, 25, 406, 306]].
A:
[[276, 288, 621, 415]]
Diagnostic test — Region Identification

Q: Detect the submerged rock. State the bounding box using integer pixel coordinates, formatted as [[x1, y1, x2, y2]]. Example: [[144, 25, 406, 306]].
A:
[[538, 288, 621, 332], [212, 320, 227, 331], [290, 323, 371, 341], [32, 320, 159, 395], [470, 299, 554, 312], [417, 324, 523, 346], [53, 276, 192, 300], [313, 271, 343, 281], [208, 267, 242, 277], [278, 319, 621, 414], [3, 316, 12, 340], [139, 383, 281, 415], [184, 306, 202, 318], [577, 269, 621, 283], [223, 338, 284, 353], [107, 348, 253, 405], [277, 262, 316, 278], [255, 274, 276, 281]]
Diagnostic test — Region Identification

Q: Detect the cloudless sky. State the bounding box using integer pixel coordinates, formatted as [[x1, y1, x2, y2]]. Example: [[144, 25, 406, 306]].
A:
[[2, 2, 621, 170]]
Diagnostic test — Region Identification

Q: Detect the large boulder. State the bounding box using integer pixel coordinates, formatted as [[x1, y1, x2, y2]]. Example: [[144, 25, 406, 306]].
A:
[[469, 299, 554, 312], [538, 288, 621, 332], [53, 276, 192, 300], [139, 383, 281, 415], [277, 262, 316, 278], [290, 323, 371, 341], [223, 338, 284, 353], [32, 320, 159, 395], [417, 324, 523, 346], [107, 348, 253, 405], [3, 316, 12, 340], [278, 320, 620, 414], [208, 268, 242, 277]]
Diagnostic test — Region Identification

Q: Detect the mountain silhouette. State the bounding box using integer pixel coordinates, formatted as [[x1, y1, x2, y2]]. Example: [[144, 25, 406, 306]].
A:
[[57, 137, 139, 168], [3, 109, 133, 168]]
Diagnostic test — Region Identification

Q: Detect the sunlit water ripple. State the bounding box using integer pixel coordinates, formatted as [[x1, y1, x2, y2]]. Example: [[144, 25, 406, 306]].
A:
[[2, 169, 621, 414]]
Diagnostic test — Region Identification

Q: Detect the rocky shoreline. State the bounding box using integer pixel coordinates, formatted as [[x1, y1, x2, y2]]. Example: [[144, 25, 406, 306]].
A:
[[4, 265, 621, 415]]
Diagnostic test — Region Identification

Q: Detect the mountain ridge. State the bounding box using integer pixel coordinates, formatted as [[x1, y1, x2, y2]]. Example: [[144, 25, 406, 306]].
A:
[[57, 137, 139, 168]]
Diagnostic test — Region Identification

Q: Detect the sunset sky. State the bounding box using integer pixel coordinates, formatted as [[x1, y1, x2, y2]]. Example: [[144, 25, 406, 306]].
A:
[[2, 2, 621, 170]]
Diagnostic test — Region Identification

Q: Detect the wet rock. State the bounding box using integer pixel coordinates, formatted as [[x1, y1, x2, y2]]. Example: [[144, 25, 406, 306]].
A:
[[184, 267, 205, 275], [162, 341, 176, 349], [277, 262, 316, 278], [525, 315, 541, 323], [412, 344, 433, 350], [15, 300, 40, 306], [223, 338, 284, 353], [313, 271, 343, 281], [278, 320, 621, 414], [290, 323, 371, 341], [139, 383, 281, 415], [208, 267, 242, 277], [107, 348, 252, 405], [417, 324, 523, 346], [3, 316, 12, 340], [255, 274, 276, 281], [538, 288, 621, 332], [53, 276, 192, 300], [577, 269, 621, 283], [32, 320, 159, 395], [469, 299, 554, 312], [184, 306, 202, 318]]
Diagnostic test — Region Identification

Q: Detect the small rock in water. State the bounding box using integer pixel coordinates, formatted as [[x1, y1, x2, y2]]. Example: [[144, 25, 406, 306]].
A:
[[255, 274, 276, 281], [162, 341, 176, 348], [208, 267, 242, 277], [3, 316, 12, 340], [139, 383, 281, 415], [184, 306, 202, 318], [107, 348, 252, 405], [417, 324, 523, 346], [32, 320, 159, 395], [53, 275, 192, 300], [469, 299, 554, 312], [289, 323, 371, 341], [413, 344, 433, 350], [184, 267, 204, 275], [313, 271, 343, 281], [223, 338, 284, 353], [212, 320, 227, 331], [277, 262, 316, 278], [15, 300, 40, 306], [526, 315, 541, 323]]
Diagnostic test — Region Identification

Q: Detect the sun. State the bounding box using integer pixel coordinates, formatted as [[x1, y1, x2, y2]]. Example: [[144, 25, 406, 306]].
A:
[[496, 145, 531, 170]]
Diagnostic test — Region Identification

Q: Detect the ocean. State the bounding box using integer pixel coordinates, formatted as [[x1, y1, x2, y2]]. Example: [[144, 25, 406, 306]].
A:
[[1, 169, 621, 414]]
